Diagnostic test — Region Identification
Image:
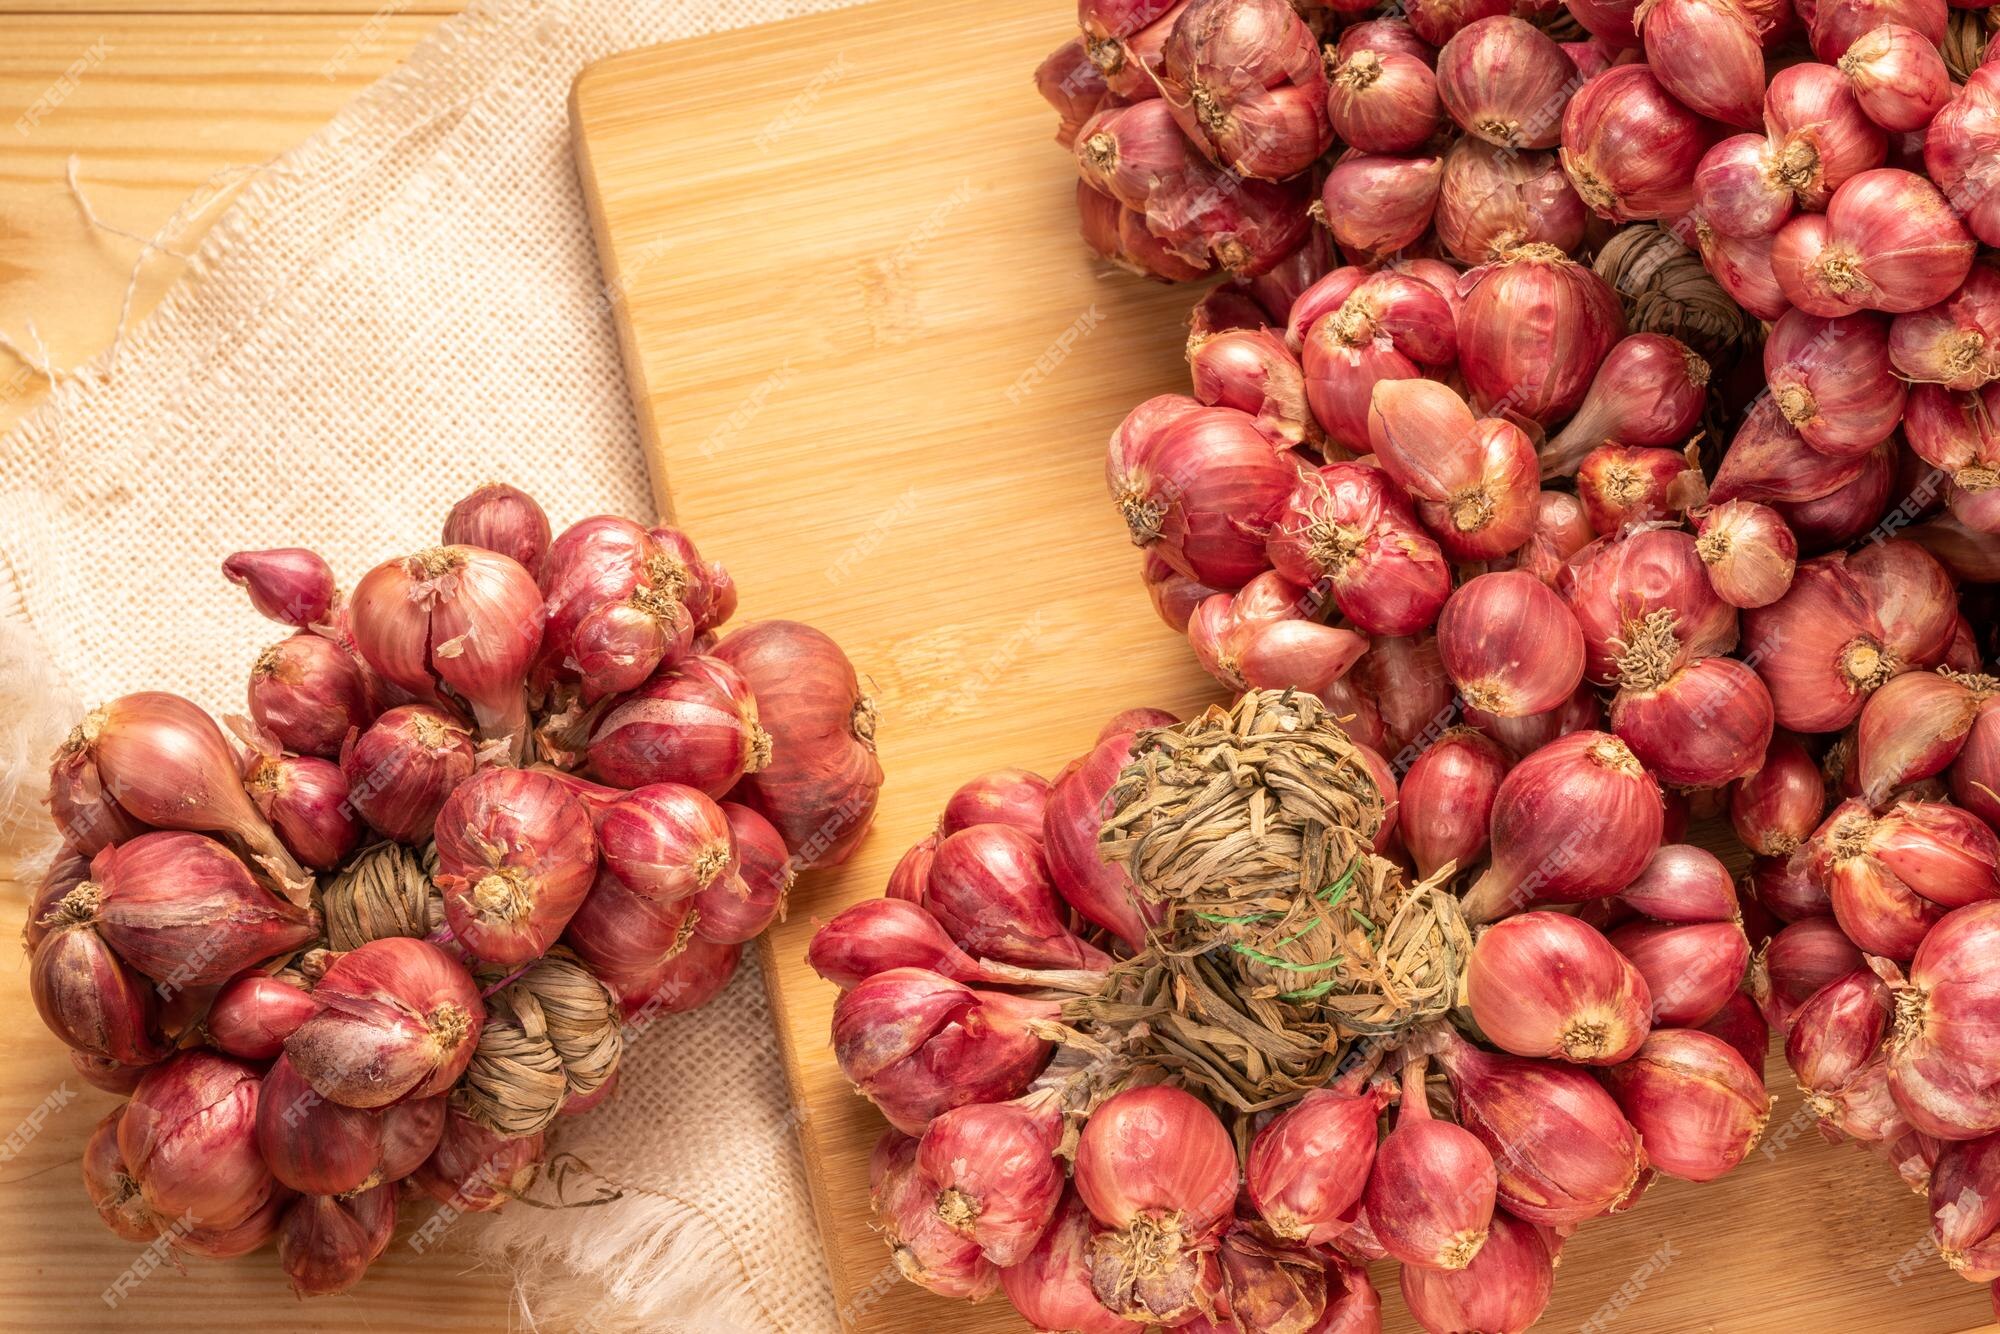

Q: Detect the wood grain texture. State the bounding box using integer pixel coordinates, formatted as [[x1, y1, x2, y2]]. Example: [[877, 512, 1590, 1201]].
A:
[[0, 13, 446, 435], [574, 2, 2000, 1331]]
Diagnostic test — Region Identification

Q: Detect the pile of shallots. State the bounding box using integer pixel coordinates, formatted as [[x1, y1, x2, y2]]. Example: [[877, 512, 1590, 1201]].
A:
[[28, 482, 880, 1296], [812, 697, 1784, 1332]]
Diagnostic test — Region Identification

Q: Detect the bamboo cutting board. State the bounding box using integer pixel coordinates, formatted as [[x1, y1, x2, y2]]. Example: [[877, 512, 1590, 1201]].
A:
[[570, 4, 1998, 1330]]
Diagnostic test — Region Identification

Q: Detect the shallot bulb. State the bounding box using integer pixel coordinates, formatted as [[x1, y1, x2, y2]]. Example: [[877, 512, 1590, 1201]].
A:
[[1892, 266, 2000, 392], [242, 749, 360, 871], [1435, 139, 1586, 265], [1461, 730, 1664, 923], [1955, 690, 2000, 828], [1763, 61, 1890, 212], [1434, 17, 1574, 148], [1760, 917, 1866, 1029], [1469, 912, 1652, 1063], [1266, 464, 1452, 637], [1185, 573, 1370, 699], [1692, 134, 1798, 239], [595, 782, 735, 905], [537, 516, 693, 697], [1074, 1086, 1236, 1324], [1399, 729, 1508, 877], [284, 937, 483, 1108], [831, 968, 1054, 1133], [1696, 500, 1799, 609], [277, 1186, 397, 1298], [1399, 1209, 1555, 1334], [339, 703, 476, 844], [586, 655, 770, 796], [1455, 245, 1626, 426], [1561, 66, 1718, 221], [1542, 335, 1712, 478], [1931, 1136, 2000, 1278], [1888, 901, 2000, 1138], [1787, 969, 1898, 1138], [1575, 445, 1703, 535], [1610, 918, 1753, 1026], [915, 1092, 1065, 1267], [1618, 843, 1740, 923], [712, 620, 882, 867], [923, 824, 1111, 971], [441, 481, 551, 578], [1366, 1059, 1498, 1270], [206, 969, 315, 1060], [411, 1109, 543, 1212], [691, 802, 792, 945], [350, 544, 544, 758], [1299, 270, 1457, 452], [1000, 1188, 1143, 1334], [60, 692, 309, 897], [1810, 799, 1947, 958], [810, 898, 1108, 991], [1840, 23, 1952, 132], [1187, 327, 1313, 449], [1925, 66, 2000, 249], [1436, 572, 1585, 721], [1158, 0, 1331, 181], [1702, 991, 1774, 1076], [1602, 1029, 1770, 1180], [1639, 0, 1768, 129], [1247, 1079, 1388, 1243], [1045, 727, 1166, 951], [1435, 1029, 1644, 1224], [247, 632, 372, 759], [1365, 381, 1539, 561], [1750, 852, 1835, 923], [1764, 309, 1906, 456], [1772, 169, 1975, 317], [1610, 653, 1776, 788], [83, 1107, 156, 1243], [1692, 218, 1793, 321], [1563, 527, 1738, 688], [87, 831, 317, 987], [1320, 151, 1445, 258], [120, 1051, 272, 1231], [1810, 0, 1948, 62], [1731, 732, 1828, 855], [1856, 669, 1991, 804], [30, 902, 164, 1066], [871, 1131, 1000, 1300], [433, 767, 597, 964], [604, 933, 742, 1018], [1327, 48, 1443, 154], [1109, 406, 1301, 585], [1742, 554, 1901, 733], [222, 547, 337, 628], [257, 1053, 384, 1196]]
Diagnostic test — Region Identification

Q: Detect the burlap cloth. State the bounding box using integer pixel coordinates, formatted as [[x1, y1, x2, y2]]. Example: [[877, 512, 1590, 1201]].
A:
[[0, 2, 870, 1329]]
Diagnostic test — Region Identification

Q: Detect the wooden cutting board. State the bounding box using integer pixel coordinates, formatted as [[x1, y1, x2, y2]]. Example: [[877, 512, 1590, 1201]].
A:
[[571, 4, 1999, 1331]]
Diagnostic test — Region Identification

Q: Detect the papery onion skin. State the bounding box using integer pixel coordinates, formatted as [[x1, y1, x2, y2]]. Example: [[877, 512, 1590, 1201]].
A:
[[1813, 799, 1947, 959], [1560, 525, 1739, 689], [587, 655, 770, 797], [1575, 445, 1701, 535], [1601, 1029, 1771, 1181], [411, 1109, 543, 1213], [1764, 61, 1890, 213], [1741, 554, 1898, 734], [923, 824, 1111, 971], [1159, 0, 1331, 181], [1000, 1188, 1143, 1334], [119, 1050, 272, 1231], [915, 1093, 1065, 1267], [433, 767, 599, 965], [1620, 843, 1742, 924], [1469, 912, 1654, 1063], [256, 1053, 384, 1196], [1889, 902, 2000, 1139], [247, 632, 372, 760], [1856, 670, 1986, 805], [1697, 500, 1800, 609], [87, 831, 318, 989], [277, 1185, 397, 1298], [30, 909, 165, 1066], [1762, 917, 1868, 1029], [1321, 151, 1445, 258], [284, 937, 484, 1109], [1841, 23, 1953, 133]]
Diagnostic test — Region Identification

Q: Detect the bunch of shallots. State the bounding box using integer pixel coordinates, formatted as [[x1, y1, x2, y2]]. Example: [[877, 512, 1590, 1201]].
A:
[[34, 481, 880, 1295]]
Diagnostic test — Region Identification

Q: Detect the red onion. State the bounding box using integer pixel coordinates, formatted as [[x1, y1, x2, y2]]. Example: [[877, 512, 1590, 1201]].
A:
[[339, 704, 476, 844], [1399, 729, 1508, 877], [1765, 309, 1906, 456], [1561, 66, 1718, 220], [915, 1092, 1065, 1267], [690, 802, 791, 945], [1320, 151, 1445, 258], [1892, 266, 2000, 392], [206, 970, 314, 1060], [90, 831, 316, 989], [831, 968, 1053, 1134], [1692, 134, 1798, 239], [1036, 39, 1117, 150], [1327, 48, 1442, 154], [1731, 732, 1828, 855], [1904, 383, 2000, 535], [1619, 843, 1740, 922], [1742, 553, 1901, 732], [1437, 571, 1586, 719], [1405, 0, 1513, 46], [1299, 271, 1457, 452], [1214, 1225, 1336, 1333], [1079, 180, 1214, 283], [1435, 1028, 1643, 1223], [1366, 1059, 1498, 1270], [1866, 801, 2000, 907], [586, 654, 769, 797], [595, 782, 735, 906], [1773, 168, 1976, 317], [712, 620, 882, 867], [1462, 730, 1664, 923], [1355, 634, 1456, 760], [1457, 245, 1626, 426], [434, 767, 597, 964], [1570, 0, 1644, 45], [1787, 969, 1898, 1138], [870, 1131, 999, 1300], [284, 937, 483, 1108], [62, 692, 309, 897], [1247, 1078, 1389, 1244], [1612, 918, 1752, 1027], [1336, 17, 1438, 65], [923, 824, 1111, 971], [120, 1051, 271, 1230], [223, 547, 337, 628], [1696, 500, 1800, 609], [1266, 464, 1451, 636], [1561, 527, 1738, 688], [277, 1185, 397, 1297], [29, 902, 163, 1066], [1436, 140, 1586, 266], [537, 516, 690, 697], [1954, 692, 2000, 827], [1611, 653, 1776, 787], [809, 898, 1100, 991], [411, 1109, 543, 1212], [1000, 1188, 1144, 1334], [1889, 901, 2000, 1138], [1074, 1085, 1236, 1324], [1840, 23, 1952, 131], [1045, 729, 1166, 951], [1602, 1029, 1770, 1180], [247, 632, 371, 760], [441, 481, 551, 578], [1576, 444, 1703, 535], [1435, 17, 1573, 147], [1750, 852, 1835, 924], [1764, 62, 1891, 211], [1543, 335, 1711, 479], [350, 544, 543, 757], [1470, 912, 1653, 1063], [1773, 435, 1900, 550], [242, 749, 359, 871], [1399, 1209, 1555, 1334], [1926, 66, 2000, 248], [1931, 1135, 2000, 1279], [1639, 0, 1768, 128], [256, 1052, 384, 1195], [1158, 0, 1330, 181], [1187, 327, 1313, 449]]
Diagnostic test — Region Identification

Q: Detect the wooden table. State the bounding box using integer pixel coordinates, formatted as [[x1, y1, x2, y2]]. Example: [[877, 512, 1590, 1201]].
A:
[[0, 7, 519, 1327]]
